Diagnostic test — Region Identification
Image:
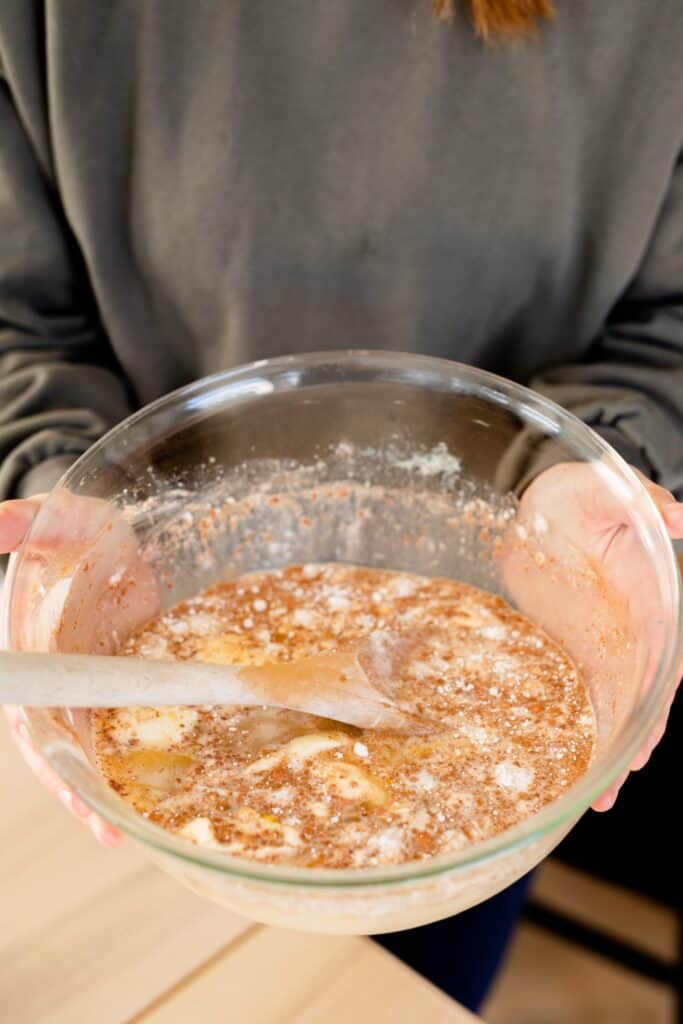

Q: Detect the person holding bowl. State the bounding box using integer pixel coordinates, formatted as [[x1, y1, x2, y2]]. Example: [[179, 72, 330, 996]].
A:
[[1, 0, 682, 1011]]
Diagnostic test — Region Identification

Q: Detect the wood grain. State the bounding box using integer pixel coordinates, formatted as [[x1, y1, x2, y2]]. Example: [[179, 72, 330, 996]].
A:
[[0, 721, 250, 1024], [0, 721, 479, 1023], [136, 926, 477, 1024]]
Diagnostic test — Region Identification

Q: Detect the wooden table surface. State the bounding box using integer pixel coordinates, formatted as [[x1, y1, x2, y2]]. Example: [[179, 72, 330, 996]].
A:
[[0, 722, 480, 1024]]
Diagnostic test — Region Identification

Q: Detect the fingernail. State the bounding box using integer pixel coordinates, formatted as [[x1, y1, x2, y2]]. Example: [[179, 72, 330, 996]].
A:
[[13, 721, 30, 744], [102, 827, 124, 848], [58, 789, 74, 813], [71, 794, 91, 818], [59, 789, 90, 819], [87, 811, 117, 843], [88, 814, 106, 843], [88, 813, 120, 847]]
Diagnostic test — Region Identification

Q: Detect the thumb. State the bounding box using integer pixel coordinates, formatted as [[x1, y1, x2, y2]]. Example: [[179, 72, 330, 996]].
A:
[[0, 497, 46, 554]]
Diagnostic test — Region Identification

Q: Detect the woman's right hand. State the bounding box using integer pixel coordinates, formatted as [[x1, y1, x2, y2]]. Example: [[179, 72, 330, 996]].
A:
[[0, 493, 158, 847]]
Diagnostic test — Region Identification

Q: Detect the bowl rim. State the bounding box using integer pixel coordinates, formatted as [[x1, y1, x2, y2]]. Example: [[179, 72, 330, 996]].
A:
[[6, 349, 682, 889]]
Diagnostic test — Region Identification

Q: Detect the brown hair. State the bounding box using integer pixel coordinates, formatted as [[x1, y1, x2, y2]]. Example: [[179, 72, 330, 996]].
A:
[[434, 0, 555, 40]]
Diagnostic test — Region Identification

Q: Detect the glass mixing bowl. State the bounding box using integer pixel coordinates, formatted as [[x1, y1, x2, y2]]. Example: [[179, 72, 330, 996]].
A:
[[2, 352, 681, 934]]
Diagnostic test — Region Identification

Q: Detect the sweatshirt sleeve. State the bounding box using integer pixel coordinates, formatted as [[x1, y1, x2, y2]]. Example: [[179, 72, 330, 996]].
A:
[[0, 32, 134, 500], [525, 148, 683, 500]]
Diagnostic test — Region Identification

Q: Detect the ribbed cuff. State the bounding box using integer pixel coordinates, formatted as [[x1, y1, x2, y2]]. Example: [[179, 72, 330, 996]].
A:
[[590, 425, 653, 481], [16, 455, 79, 498]]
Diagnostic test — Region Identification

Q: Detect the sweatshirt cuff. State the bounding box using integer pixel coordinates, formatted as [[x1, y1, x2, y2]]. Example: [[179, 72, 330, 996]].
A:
[[16, 455, 79, 498], [590, 426, 653, 481], [494, 423, 654, 498]]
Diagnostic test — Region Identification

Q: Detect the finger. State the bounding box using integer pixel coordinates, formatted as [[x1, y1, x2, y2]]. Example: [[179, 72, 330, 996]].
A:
[[88, 814, 124, 847], [630, 699, 675, 771], [632, 471, 683, 539], [594, 688, 678, 805], [9, 717, 123, 846], [56, 783, 97, 821], [11, 719, 88, 811], [24, 490, 117, 550], [11, 717, 86, 809], [0, 497, 45, 553], [4, 705, 23, 730], [591, 768, 630, 812], [661, 502, 683, 538]]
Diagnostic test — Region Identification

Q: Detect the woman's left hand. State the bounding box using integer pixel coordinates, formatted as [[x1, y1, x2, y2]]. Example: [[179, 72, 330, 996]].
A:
[[502, 462, 683, 812]]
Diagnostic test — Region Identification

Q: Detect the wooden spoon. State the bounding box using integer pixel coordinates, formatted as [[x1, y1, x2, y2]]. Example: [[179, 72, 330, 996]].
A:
[[0, 631, 425, 731]]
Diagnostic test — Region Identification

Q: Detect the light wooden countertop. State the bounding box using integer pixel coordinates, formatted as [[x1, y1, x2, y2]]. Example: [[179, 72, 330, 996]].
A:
[[0, 722, 480, 1024]]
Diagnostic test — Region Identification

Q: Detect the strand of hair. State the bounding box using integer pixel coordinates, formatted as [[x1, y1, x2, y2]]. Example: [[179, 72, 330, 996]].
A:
[[433, 0, 555, 41]]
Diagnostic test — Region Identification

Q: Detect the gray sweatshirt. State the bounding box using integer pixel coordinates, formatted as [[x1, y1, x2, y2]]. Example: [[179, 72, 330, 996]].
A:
[[1, 0, 683, 500]]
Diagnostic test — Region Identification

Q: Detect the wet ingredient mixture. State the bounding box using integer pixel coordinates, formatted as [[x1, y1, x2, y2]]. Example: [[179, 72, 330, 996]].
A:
[[93, 564, 596, 868]]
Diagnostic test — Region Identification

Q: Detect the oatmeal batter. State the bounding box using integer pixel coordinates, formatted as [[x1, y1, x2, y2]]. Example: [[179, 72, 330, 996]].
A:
[[93, 564, 596, 868]]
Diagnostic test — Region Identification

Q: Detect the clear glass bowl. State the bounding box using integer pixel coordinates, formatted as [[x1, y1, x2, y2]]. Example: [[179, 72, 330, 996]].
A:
[[2, 352, 681, 934]]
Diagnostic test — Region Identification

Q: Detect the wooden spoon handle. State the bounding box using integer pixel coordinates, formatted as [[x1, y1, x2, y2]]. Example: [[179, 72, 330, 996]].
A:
[[0, 651, 259, 708], [0, 649, 413, 730]]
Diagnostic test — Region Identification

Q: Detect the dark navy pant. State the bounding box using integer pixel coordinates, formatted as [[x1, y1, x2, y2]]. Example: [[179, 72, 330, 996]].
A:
[[374, 872, 534, 1012]]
